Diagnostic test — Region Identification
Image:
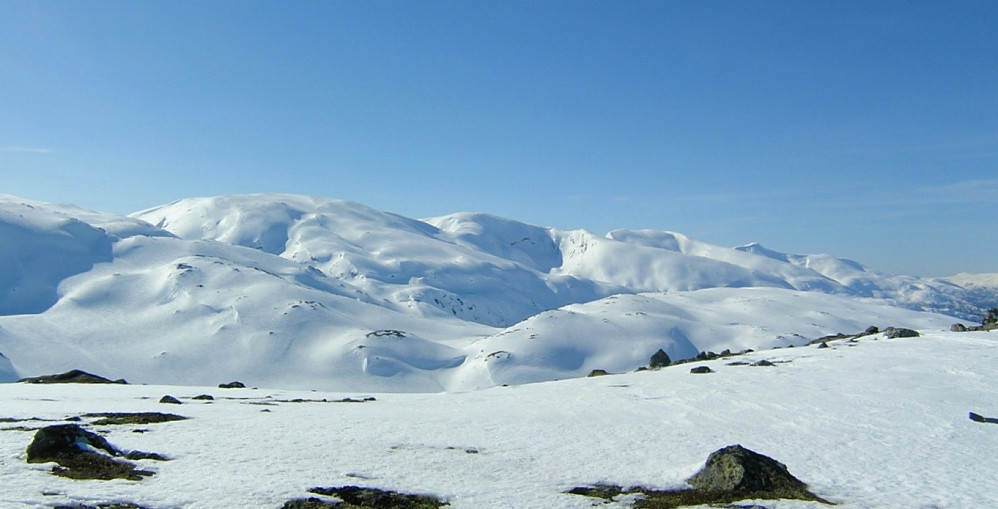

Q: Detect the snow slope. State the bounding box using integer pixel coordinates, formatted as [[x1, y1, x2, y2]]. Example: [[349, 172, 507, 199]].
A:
[[0, 193, 992, 392], [2, 330, 997, 508]]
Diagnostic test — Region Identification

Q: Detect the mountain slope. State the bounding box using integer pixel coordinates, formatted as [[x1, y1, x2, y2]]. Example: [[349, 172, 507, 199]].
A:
[[0, 193, 991, 392]]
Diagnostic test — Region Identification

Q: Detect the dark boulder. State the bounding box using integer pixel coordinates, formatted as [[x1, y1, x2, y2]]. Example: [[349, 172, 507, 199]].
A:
[[690, 366, 714, 374], [587, 369, 610, 377], [951, 323, 968, 332], [686, 444, 824, 503], [19, 369, 126, 385], [751, 360, 775, 367], [649, 348, 671, 369], [27, 424, 121, 461], [192, 394, 215, 400], [26, 424, 154, 481], [218, 381, 246, 389], [884, 327, 919, 339], [159, 395, 182, 405]]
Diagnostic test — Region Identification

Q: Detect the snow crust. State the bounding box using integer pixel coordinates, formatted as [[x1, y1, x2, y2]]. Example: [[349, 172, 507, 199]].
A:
[[0, 193, 993, 392], [2, 330, 997, 508]]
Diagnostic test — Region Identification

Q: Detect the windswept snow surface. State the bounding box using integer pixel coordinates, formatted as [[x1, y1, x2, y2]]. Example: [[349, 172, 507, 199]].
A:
[[0, 193, 992, 392], [2, 330, 997, 508]]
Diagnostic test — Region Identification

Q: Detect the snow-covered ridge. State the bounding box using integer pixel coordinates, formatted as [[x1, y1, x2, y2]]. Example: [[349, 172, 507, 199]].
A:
[[0, 193, 992, 391]]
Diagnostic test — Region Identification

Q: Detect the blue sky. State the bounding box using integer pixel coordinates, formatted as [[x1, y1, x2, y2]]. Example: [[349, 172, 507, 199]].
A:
[[2, 1, 996, 276]]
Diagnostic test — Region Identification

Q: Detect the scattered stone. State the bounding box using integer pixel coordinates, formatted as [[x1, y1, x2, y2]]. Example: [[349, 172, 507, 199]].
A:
[[883, 327, 919, 339], [649, 349, 672, 369], [192, 394, 215, 400], [951, 323, 968, 332], [335, 397, 377, 403], [218, 381, 246, 389], [306, 485, 447, 508], [588, 369, 611, 377], [860, 326, 880, 336], [124, 450, 169, 461], [566, 484, 624, 500], [19, 369, 126, 385], [690, 366, 714, 374], [159, 395, 182, 405], [695, 351, 720, 361], [817, 341, 829, 349], [25, 424, 154, 481], [751, 360, 775, 367], [83, 412, 188, 425]]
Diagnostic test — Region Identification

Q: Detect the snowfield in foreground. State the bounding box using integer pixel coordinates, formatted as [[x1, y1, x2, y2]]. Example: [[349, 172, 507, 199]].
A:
[[3, 329, 997, 508]]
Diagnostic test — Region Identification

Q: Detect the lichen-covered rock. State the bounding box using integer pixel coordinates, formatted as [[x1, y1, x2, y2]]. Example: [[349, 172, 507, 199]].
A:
[[884, 327, 919, 339], [686, 444, 814, 500]]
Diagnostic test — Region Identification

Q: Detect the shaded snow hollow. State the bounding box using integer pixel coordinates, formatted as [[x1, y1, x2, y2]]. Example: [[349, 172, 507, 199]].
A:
[[0, 193, 992, 392]]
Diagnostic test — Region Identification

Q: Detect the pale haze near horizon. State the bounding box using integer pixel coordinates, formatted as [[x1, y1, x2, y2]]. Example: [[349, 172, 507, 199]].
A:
[[1, 1, 996, 277]]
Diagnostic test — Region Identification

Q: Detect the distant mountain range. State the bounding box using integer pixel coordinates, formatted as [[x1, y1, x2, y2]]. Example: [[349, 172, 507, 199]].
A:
[[1, 194, 993, 391]]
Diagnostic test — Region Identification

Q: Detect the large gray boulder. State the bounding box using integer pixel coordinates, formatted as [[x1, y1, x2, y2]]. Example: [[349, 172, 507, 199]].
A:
[[687, 444, 816, 500]]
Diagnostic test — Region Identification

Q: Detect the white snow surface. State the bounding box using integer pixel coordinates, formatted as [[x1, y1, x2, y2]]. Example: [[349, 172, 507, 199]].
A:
[[2, 330, 998, 508], [0, 193, 992, 392]]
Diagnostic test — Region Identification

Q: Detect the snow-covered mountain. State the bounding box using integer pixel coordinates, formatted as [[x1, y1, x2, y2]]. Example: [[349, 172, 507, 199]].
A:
[[0, 193, 991, 391]]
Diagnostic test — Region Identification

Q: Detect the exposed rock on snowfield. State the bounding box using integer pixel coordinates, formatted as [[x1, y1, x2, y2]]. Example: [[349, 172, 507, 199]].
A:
[[686, 444, 825, 502], [82, 412, 187, 425], [18, 369, 126, 385], [569, 445, 829, 507], [26, 424, 156, 481], [649, 348, 671, 368], [884, 327, 920, 339]]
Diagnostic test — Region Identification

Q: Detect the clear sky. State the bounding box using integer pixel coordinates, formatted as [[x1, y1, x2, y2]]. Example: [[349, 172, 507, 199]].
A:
[[2, 1, 996, 277]]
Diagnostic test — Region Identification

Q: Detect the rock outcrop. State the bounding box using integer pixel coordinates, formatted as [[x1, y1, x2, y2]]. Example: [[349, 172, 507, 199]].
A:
[[18, 369, 126, 385], [26, 424, 155, 481]]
